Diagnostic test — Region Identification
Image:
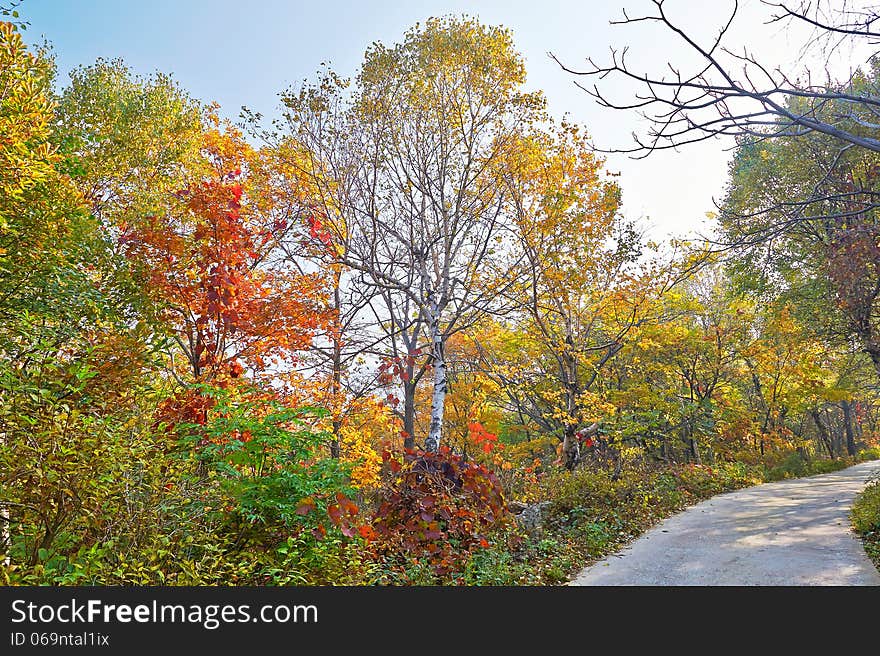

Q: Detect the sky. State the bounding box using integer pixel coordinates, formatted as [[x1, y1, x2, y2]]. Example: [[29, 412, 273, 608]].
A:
[[18, 0, 871, 241]]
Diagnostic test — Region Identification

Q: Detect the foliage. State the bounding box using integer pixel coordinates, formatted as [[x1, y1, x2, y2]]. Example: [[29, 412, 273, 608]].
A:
[[119, 124, 330, 385], [172, 384, 357, 541], [483, 121, 652, 469], [0, 21, 55, 227], [371, 447, 507, 582], [766, 453, 855, 481], [53, 58, 204, 226], [0, 348, 159, 570], [858, 447, 880, 462], [852, 478, 880, 569], [721, 70, 880, 380]]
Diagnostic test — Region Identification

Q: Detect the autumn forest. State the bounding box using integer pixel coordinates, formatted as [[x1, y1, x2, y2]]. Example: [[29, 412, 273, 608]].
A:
[[3, 3, 880, 586]]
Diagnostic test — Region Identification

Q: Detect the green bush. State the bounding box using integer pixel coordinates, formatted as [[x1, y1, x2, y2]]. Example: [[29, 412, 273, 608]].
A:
[[807, 459, 852, 476], [852, 480, 880, 535], [766, 453, 851, 481], [1, 382, 372, 586], [176, 384, 355, 539], [767, 453, 809, 480], [465, 546, 525, 585], [857, 447, 880, 462], [852, 479, 880, 569]]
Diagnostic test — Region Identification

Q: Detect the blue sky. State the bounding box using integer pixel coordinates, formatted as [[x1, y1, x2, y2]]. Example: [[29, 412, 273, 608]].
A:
[[19, 0, 853, 240]]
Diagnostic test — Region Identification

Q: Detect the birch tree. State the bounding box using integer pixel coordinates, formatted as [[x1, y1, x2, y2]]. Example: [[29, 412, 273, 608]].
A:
[[278, 17, 543, 451]]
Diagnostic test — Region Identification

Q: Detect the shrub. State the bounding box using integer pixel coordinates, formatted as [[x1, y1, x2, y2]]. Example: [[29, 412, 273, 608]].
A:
[[767, 452, 809, 481], [852, 479, 880, 568], [766, 452, 851, 481], [371, 447, 507, 582], [857, 447, 880, 462], [852, 480, 880, 536], [174, 384, 356, 543]]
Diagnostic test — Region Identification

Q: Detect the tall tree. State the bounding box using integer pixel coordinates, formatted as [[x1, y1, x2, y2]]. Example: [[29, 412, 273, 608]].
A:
[[721, 83, 880, 380], [119, 123, 331, 388], [252, 96, 393, 454], [278, 17, 544, 451], [481, 122, 664, 469], [555, 1, 880, 353], [54, 59, 205, 231], [0, 25, 159, 567]]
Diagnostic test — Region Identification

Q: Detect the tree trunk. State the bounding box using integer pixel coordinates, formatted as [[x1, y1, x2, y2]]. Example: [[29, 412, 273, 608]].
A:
[[403, 380, 416, 450], [810, 409, 835, 459], [562, 424, 580, 471], [330, 284, 343, 459], [842, 400, 856, 457], [0, 425, 8, 565], [863, 339, 880, 381], [426, 311, 446, 452], [329, 421, 341, 458], [690, 438, 702, 465], [563, 422, 597, 471], [561, 371, 584, 470], [611, 448, 623, 480]]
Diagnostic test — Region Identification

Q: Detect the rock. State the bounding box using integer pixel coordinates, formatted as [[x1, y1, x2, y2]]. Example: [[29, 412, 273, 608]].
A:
[[513, 501, 552, 532]]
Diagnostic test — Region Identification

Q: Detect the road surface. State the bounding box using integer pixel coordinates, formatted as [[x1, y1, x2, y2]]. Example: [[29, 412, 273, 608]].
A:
[[569, 459, 880, 586]]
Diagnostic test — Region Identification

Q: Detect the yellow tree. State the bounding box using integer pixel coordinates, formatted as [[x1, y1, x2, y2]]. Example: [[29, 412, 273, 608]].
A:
[[607, 266, 755, 464], [0, 23, 167, 567], [53, 59, 204, 233], [742, 304, 845, 459], [485, 121, 662, 469]]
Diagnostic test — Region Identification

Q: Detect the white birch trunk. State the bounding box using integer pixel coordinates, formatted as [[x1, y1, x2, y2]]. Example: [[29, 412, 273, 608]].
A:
[[426, 302, 446, 452], [1, 431, 8, 565]]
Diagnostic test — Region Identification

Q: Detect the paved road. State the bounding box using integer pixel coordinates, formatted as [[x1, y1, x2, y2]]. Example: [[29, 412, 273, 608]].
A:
[[570, 460, 880, 586]]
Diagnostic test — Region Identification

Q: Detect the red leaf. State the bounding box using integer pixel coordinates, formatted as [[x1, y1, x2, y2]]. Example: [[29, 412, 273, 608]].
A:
[[294, 497, 316, 516]]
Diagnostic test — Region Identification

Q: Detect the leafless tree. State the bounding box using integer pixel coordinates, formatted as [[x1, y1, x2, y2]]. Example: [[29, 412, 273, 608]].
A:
[[554, 0, 880, 157]]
